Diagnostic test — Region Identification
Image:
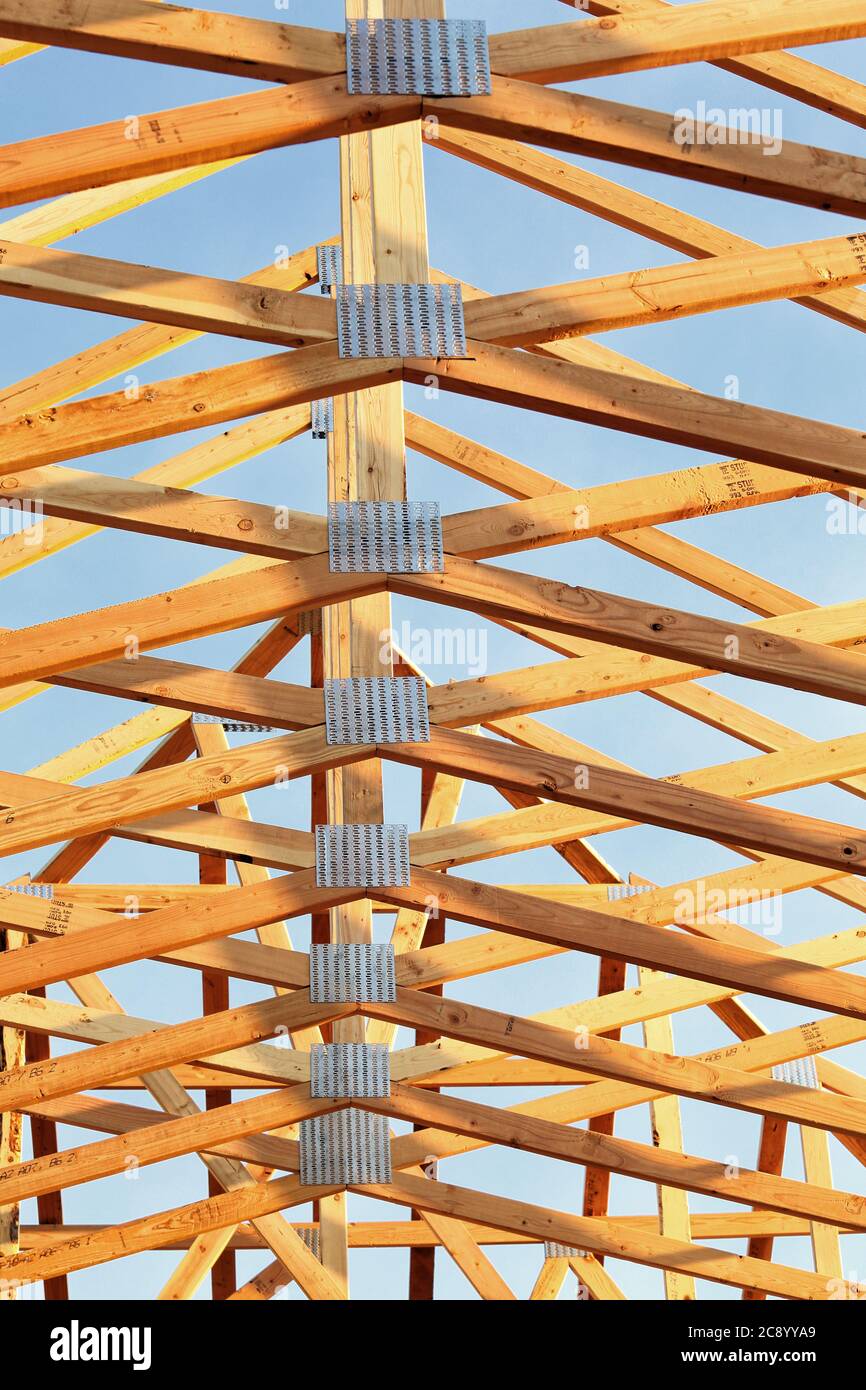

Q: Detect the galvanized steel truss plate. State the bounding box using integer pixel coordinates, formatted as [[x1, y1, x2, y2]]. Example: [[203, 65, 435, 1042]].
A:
[[324, 676, 430, 746], [299, 1227, 321, 1261], [317, 243, 344, 294], [772, 1056, 820, 1089], [315, 823, 410, 888], [328, 500, 444, 574], [309, 942, 397, 1004], [4, 880, 53, 898], [545, 1242, 587, 1260], [346, 18, 491, 97], [607, 883, 653, 901], [299, 1109, 392, 1186], [311, 397, 334, 438], [310, 1043, 391, 1099], [191, 712, 272, 734], [336, 283, 467, 360]]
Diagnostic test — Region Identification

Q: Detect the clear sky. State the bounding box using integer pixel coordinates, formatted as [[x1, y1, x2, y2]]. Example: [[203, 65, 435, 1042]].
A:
[[1, 0, 865, 1300]]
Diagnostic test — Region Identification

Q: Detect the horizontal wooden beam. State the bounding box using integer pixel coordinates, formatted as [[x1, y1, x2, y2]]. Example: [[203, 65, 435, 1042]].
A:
[[18, 1211, 856, 1249]]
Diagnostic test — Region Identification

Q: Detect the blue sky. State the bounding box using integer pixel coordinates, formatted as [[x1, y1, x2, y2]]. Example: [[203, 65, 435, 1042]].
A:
[[1, 0, 865, 1300]]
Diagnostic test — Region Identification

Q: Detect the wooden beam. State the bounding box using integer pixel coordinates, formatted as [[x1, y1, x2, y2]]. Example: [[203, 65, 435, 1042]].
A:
[[559, 0, 866, 130], [360, 1173, 841, 1300], [435, 129, 866, 335], [368, 1084, 866, 1235], [0, 467, 327, 560], [489, 2, 866, 84], [0, 238, 337, 348], [0, 928, 24, 1299], [0, 991, 346, 1114], [0, 1173, 337, 1288], [378, 870, 866, 1021], [462, 233, 866, 348], [407, 340, 866, 491], [0, 871, 351, 998], [390, 725, 866, 875], [432, 81, 866, 217], [0, 728, 364, 856], [0, 81, 420, 210], [0, 1, 344, 83], [0, 343, 398, 474]]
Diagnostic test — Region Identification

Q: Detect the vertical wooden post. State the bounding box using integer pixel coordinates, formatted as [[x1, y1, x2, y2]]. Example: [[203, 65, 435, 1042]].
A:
[[318, 0, 443, 1297], [0, 928, 26, 1301], [25, 993, 69, 1301]]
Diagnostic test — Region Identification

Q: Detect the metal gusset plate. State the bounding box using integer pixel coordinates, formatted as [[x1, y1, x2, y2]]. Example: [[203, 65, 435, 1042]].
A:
[[3, 880, 53, 898], [311, 397, 334, 439], [771, 1056, 820, 1089], [606, 883, 653, 900], [328, 500, 444, 574], [315, 823, 411, 888], [316, 243, 344, 295], [310, 942, 397, 1004], [346, 18, 491, 97], [299, 1109, 392, 1186], [191, 712, 272, 734], [324, 676, 430, 746], [336, 283, 467, 359], [310, 1043, 391, 1099], [544, 1242, 587, 1260]]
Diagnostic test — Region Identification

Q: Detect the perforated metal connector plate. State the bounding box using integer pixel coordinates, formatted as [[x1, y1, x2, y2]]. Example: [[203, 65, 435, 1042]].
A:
[[310, 1043, 391, 1099], [607, 884, 653, 901], [328, 501, 443, 574], [4, 880, 53, 899], [336, 283, 467, 360], [545, 1242, 587, 1260], [772, 1056, 820, 1089], [315, 824, 410, 888], [191, 712, 272, 734], [299, 1227, 320, 1261], [299, 1109, 392, 1186], [347, 18, 491, 97], [296, 608, 322, 637], [310, 943, 396, 1004], [324, 676, 429, 747], [317, 243, 344, 295], [311, 397, 334, 439]]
